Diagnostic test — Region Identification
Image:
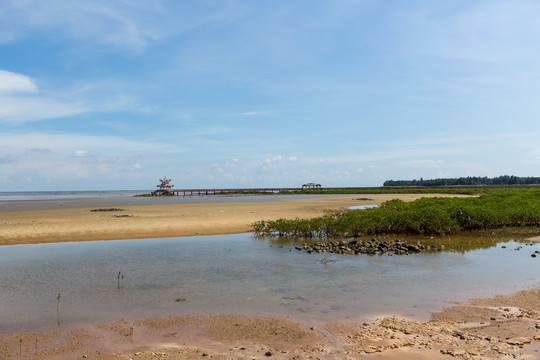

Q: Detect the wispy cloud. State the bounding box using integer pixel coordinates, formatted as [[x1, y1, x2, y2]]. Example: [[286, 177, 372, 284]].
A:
[[0, 0, 245, 52], [0, 0, 162, 50], [0, 95, 88, 123], [0, 70, 89, 123], [240, 111, 266, 116], [0, 132, 170, 154]]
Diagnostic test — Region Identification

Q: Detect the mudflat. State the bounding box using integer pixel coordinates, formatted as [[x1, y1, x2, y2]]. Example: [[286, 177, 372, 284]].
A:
[[0, 288, 538, 359], [0, 193, 464, 245]]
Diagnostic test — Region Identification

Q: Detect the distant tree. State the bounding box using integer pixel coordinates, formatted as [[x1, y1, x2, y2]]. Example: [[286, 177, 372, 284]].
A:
[[383, 175, 540, 187]]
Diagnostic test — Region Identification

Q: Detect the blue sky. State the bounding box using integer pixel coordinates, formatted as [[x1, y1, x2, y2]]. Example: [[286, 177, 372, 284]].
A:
[[1, 0, 540, 191]]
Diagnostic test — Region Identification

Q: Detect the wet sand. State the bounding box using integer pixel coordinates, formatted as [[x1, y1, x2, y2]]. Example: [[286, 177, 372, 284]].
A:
[[0, 193, 463, 246], [0, 288, 538, 359]]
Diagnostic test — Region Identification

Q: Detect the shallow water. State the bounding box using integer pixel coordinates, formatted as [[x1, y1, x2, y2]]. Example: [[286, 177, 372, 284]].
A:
[[0, 234, 538, 333], [348, 204, 378, 209]]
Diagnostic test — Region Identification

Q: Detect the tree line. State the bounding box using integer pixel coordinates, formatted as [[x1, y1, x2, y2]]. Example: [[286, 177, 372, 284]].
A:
[[383, 175, 540, 187]]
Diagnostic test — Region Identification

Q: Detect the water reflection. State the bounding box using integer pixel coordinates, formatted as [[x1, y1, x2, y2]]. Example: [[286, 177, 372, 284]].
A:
[[0, 234, 538, 334], [348, 205, 379, 210], [260, 229, 539, 254]]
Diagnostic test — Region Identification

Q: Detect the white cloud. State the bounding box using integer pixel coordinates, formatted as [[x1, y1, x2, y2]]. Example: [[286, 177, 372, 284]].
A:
[[0, 70, 37, 93], [74, 150, 89, 157], [0, 70, 90, 123]]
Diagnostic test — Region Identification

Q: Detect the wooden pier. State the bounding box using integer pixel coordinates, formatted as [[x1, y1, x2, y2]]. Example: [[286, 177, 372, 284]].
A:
[[150, 184, 540, 196], [151, 187, 304, 196]]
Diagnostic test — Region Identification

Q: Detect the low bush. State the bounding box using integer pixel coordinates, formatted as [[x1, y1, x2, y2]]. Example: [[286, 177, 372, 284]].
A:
[[252, 188, 540, 237]]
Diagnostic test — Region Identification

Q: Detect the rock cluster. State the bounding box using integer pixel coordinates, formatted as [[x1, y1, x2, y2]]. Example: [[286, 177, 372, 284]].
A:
[[89, 208, 125, 212], [296, 239, 443, 256]]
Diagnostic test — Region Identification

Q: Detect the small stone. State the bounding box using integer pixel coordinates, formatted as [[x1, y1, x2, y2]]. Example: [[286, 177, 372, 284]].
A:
[[265, 351, 273, 356], [82, 356, 88, 359], [506, 337, 531, 346]]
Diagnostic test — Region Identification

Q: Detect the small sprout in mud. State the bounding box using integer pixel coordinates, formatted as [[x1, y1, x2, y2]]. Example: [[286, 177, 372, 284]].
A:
[[319, 254, 336, 264], [117, 271, 125, 289], [56, 292, 62, 328], [19, 338, 22, 357], [175, 298, 187, 302]]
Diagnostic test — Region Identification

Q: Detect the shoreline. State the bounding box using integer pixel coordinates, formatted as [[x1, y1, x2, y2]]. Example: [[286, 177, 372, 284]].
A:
[[0, 193, 465, 246], [0, 287, 538, 359]]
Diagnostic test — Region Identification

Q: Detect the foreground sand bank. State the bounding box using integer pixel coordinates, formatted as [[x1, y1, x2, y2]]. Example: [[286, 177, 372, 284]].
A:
[[0, 287, 538, 359], [0, 193, 464, 246]]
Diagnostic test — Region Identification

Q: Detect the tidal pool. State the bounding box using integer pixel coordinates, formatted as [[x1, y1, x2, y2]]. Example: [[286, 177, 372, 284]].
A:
[[0, 234, 538, 333]]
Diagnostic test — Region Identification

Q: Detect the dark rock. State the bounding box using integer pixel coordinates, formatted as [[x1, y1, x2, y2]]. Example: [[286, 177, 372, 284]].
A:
[[301, 239, 442, 256]]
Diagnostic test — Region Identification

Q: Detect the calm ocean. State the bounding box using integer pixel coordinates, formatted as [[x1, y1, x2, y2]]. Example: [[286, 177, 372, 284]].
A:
[[0, 190, 147, 201]]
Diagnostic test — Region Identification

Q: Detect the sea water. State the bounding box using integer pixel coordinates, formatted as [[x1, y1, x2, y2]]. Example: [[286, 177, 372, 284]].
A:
[[0, 234, 538, 333], [0, 192, 337, 211]]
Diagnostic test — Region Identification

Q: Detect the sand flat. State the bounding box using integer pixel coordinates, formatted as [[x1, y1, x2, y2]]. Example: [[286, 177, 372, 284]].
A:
[[0, 193, 464, 246]]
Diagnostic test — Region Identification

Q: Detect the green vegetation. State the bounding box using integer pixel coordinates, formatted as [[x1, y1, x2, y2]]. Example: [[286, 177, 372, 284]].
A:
[[252, 188, 540, 238], [279, 188, 480, 195], [384, 175, 540, 187]]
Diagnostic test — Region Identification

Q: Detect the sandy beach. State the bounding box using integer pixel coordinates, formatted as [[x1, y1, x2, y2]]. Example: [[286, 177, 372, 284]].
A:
[[0, 193, 463, 246]]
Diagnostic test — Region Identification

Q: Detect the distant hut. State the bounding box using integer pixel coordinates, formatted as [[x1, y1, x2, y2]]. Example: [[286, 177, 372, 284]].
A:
[[302, 183, 322, 190], [154, 177, 174, 196]]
